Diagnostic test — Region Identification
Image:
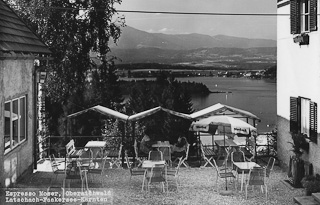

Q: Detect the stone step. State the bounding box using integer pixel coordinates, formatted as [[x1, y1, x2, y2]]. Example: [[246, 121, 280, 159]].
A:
[[312, 193, 320, 203], [293, 196, 320, 205]]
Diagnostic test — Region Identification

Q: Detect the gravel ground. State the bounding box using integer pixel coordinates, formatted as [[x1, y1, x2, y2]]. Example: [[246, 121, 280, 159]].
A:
[[13, 163, 305, 205]]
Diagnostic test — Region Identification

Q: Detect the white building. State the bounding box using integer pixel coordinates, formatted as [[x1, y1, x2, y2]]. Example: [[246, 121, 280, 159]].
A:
[[277, 0, 320, 172]]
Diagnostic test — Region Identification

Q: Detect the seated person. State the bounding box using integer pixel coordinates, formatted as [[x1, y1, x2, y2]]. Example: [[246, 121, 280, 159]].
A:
[[139, 132, 153, 155], [171, 137, 188, 157]]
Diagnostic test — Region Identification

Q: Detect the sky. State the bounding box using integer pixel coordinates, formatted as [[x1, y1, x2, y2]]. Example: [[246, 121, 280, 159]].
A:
[[115, 0, 277, 40]]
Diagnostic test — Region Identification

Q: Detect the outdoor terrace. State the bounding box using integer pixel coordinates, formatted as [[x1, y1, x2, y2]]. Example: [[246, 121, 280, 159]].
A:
[[6, 158, 305, 205]]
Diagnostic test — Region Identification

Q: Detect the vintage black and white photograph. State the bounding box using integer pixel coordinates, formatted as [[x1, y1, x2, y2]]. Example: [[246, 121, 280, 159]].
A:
[[0, 0, 318, 204]]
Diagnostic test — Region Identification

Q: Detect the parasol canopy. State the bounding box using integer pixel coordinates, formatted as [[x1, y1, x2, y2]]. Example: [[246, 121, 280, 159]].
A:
[[190, 115, 257, 136]]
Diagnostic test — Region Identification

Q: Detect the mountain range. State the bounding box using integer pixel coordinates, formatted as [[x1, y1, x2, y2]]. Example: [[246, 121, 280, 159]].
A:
[[107, 26, 276, 69], [110, 26, 276, 50]]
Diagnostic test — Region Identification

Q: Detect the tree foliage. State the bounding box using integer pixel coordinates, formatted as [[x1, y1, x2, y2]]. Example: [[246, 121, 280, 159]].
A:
[[126, 73, 194, 143], [5, 0, 125, 135]]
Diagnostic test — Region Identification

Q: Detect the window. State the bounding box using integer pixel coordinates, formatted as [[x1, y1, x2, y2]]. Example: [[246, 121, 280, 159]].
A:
[[290, 0, 317, 34], [290, 96, 317, 143], [4, 96, 27, 153]]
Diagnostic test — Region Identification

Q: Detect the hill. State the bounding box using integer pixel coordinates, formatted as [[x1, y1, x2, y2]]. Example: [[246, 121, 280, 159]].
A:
[[110, 26, 276, 50]]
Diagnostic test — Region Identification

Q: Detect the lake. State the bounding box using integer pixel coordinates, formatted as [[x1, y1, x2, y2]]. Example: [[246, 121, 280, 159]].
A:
[[177, 77, 276, 133]]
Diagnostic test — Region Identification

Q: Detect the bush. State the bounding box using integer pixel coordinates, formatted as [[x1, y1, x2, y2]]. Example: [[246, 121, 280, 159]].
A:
[[301, 174, 320, 195]]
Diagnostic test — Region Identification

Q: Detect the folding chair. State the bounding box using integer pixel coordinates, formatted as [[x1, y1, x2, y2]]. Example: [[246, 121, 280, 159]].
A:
[[166, 156, 183, 190], [144, 164, 168, 192], [200, 144, 215, 168], [49, 154, 65, 187], [265, 157, 276, 177], [148, 150, 163, 161], [125, 151, 146, 188], [133, 140, 145, 167], [212, 157, 236, 191], [87, 155, 108, 187], [110, 144, 123, 168], [265, 157, 276, 191], [245, 167, 268, 200], [63, 161, 88, 198], [180, 144, 190, 168]]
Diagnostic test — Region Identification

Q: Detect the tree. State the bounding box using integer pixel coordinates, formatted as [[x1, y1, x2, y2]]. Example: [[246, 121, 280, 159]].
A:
[[5, 0, 125, 143], [126, 74, 194, 143]]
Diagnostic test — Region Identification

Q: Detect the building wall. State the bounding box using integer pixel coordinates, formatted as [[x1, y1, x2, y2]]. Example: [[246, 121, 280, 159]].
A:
[[277, 0, 320, 172], [0, 56, 35, 187]]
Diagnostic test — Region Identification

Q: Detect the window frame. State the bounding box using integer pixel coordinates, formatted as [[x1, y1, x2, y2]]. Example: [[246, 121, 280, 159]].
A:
[[4, 95, 27, 154], [290, 0, 317, 34], [301, 0, 310, 32], [290, 96, 318, 143]]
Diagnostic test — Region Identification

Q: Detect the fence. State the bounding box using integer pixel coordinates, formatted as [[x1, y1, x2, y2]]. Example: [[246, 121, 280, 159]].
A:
[[36, 131, 277, 165]]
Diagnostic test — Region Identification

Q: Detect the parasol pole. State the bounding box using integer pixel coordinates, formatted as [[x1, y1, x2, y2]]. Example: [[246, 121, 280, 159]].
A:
[[224, 125, 227, 191]]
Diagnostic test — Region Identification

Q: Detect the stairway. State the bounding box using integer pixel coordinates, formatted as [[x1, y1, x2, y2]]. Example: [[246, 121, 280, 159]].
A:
[[294, 193, 320, 205]]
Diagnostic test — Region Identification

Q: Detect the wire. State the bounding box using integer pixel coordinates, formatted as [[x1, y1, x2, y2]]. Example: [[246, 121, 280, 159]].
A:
[[9, 5, 287, 16]]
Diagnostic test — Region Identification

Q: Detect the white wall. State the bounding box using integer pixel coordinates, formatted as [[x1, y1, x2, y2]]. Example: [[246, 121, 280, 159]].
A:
[[277, 0, 320, 171]]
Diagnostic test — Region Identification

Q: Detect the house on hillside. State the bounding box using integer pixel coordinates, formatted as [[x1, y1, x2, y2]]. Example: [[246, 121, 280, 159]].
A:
[[277, 0, 319, 172], [0, 0, 51, 187]]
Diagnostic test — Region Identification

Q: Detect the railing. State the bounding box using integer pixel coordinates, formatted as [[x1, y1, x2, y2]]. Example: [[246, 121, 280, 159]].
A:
[[36, 132, 277, 165]]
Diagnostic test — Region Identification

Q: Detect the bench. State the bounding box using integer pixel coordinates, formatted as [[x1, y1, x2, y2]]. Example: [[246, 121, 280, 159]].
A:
[[66, 139, 84, 158]]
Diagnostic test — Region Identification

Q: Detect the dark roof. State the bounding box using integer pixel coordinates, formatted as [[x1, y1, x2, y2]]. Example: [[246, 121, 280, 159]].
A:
[[0, 0, 51, 54]]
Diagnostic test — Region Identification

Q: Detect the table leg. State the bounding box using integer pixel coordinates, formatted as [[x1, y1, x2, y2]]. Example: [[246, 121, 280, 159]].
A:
[[241, 171, 244, 192]]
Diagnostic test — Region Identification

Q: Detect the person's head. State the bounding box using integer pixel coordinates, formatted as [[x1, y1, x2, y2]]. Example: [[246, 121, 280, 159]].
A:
[[142, 135, 150, 141], [180, 137, 187, 145]]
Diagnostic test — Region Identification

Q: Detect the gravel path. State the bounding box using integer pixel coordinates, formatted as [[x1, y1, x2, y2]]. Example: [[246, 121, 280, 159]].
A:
[[14, 164, 305, 205]]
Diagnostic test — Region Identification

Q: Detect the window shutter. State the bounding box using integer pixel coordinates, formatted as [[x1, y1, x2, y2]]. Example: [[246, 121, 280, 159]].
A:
[[310, 101, 318, 143], [310, 0, 318, 31], [290, 97, 300, 133], [290, 0, 301, 34]]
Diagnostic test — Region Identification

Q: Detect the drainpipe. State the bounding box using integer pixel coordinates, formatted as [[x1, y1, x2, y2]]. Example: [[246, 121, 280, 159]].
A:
[[33, 63, 38, 170]]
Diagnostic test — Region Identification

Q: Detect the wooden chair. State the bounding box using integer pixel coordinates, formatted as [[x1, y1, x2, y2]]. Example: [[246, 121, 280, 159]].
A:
[[66, 139, 84, 159], [200, 144, 215, 168], [180, 144, 190, 168], [148, 150, 163, 161], [110, 144, 123, 168], [144, 164, 168, 192], [212, 157, 236, 191], [245, 167, 268, 200]]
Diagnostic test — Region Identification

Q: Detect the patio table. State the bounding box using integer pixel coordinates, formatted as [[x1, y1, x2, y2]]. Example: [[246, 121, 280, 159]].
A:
[[85, 141, 106, 160], [141, 160, 166, 169], [233, 161, 260, 192], [215, 139, 238, 160]]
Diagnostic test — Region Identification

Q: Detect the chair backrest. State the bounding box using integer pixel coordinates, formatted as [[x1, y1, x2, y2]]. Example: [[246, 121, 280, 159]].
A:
[[184, 144, 190, 159], [76, 161, 84, 180], [200, 144, 206, 157], [118, 144, 123, 159], [266, 157, 276, 177], [49, 154, 60, 173], [231, 150, 246, 163], [125, 150, 132, 169], [134, 140, 139, 157], [211, 157, 222, 177], [248, 167, 266, 186], [66, 139, 75, 157], [149, 150, 163, 161], [149, 165, 166, 182]]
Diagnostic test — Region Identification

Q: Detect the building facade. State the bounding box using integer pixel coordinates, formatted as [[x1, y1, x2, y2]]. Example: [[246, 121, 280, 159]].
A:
[[0, 0, 51, 187], [277, 0, 320, 172]]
